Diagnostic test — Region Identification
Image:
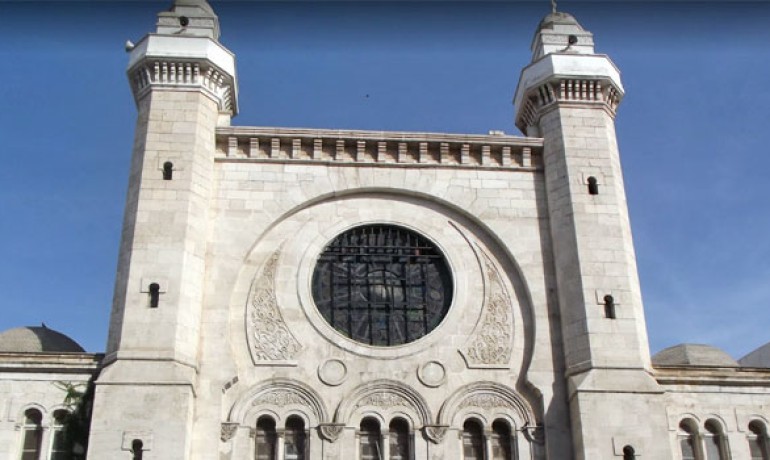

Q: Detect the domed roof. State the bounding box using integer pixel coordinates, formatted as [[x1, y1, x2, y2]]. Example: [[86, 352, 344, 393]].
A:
[[537, 11, 584, 31], [0, 325, 85, 353], [739, 341, 770, 368], [652, 343, 738, 367]]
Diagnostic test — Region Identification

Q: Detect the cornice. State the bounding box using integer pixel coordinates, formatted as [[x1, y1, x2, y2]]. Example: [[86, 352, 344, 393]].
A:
[[515, 76, 622, 134], [215, 126, 544, 170]]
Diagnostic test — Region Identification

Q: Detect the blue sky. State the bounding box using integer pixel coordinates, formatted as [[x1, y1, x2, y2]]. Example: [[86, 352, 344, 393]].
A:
[[0, 1, 768, 360]]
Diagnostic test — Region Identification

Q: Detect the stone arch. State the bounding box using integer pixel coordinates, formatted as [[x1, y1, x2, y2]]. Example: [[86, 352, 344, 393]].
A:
[[335, 379, 432, 427], [438, 381, 535, 429], [228, 378, 329, 427], [15, 403, 46, 424]]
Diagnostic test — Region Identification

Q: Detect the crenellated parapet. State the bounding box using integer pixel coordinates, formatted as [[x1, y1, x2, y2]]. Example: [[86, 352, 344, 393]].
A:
[[216, 127, 543, 170]]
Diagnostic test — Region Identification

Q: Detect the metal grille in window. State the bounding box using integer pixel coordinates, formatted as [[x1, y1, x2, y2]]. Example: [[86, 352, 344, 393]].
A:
[[312, 225, 453, 346]]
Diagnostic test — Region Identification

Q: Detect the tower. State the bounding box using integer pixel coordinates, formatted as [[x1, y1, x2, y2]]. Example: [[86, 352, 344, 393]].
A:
[[87, 1, 237, 458], [513, 12, 670, 458]]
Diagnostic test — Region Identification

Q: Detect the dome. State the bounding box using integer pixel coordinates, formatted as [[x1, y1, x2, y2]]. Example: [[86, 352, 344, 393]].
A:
[[0, 325, 85, 353], [652, 343, 738, 367], [537, 11, 583, 31], [739, 342, 770, 368]]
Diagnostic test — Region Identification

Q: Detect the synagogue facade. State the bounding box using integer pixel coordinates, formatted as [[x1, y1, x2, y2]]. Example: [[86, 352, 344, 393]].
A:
[[2, 1, 770, 459]]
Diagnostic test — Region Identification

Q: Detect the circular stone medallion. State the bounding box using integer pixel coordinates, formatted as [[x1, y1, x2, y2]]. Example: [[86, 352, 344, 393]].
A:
[[318, 359, 348, 386], [417, 360, 447, 387]]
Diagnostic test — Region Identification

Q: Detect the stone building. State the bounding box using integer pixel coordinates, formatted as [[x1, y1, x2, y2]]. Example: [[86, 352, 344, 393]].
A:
[[2, 1, 770, 459]]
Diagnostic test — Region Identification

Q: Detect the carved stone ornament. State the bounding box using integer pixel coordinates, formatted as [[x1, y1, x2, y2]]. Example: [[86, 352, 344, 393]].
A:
[[423, 425, 449, 444], [355, 392, 410, 409], [252, 390, 308, 408], [318, 423, 346, 442], [220, 422, 239, 442], [247, 250, 302, 362], [458, 394, 514, 410], [461, 252, 513, 367]]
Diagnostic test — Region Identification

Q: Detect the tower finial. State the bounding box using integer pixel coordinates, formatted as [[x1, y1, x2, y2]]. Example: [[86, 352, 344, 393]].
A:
[[551, 0, 558, 14]]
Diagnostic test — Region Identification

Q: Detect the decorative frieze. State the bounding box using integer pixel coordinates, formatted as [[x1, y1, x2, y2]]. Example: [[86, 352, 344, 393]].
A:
[[216, 127, 543, 169]]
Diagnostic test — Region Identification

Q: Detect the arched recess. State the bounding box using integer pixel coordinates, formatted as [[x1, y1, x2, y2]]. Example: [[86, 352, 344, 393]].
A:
[[228, 378, 329, 427], [438, 381, 536, 429], [335, 379, 432, 428], [227, 188, 544, 420]]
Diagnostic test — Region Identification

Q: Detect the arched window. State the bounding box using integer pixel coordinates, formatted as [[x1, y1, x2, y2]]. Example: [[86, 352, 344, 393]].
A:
[[462, 419, 485, 460], [679, 419, 700, 460], [704, 420, 727, 460], [284, 416, 307, 460], [749, 421, 769, 460], [255, 416, 277, 460], [622, 445, 636, 460], [490, 419, 513, 460], [49, 410, 69, 460], [360, 418, 382, 460], [20, 408, 43, 460], [389, 418, 410, 460]]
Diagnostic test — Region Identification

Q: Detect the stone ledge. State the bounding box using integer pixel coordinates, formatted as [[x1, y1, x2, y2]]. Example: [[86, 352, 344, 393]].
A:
[[216, 126, 543, 169]]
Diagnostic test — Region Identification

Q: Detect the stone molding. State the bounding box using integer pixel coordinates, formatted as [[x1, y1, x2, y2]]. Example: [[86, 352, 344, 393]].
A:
[[516, 77, 622, 133], [216, 126, 543, 169], [129, 58, 236, 114]]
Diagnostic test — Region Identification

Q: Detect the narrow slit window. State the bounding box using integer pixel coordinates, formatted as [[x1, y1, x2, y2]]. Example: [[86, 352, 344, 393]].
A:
[[749, 421, 769, 460], [604, 295, 616, 319], [149, 283, 160, 308], [163, 162, 173, 180], [131, 439, 143, 460], [587, 176, 599, 195]]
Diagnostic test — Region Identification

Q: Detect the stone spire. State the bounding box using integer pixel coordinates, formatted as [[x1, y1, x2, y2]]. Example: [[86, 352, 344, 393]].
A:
[[156, 0, 221, 40]]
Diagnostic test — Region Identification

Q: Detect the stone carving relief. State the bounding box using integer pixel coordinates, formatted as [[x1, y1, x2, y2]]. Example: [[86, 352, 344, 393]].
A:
[[423, 425, 449, 444], [318, 423, 345, 442], [461, 251, 513, 367], [458, 394, 514, 410], [252, 390, 308, 408], [247, 249, 302, 362], [355, 392, 410, 409], [220, 422, 239, 442]]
